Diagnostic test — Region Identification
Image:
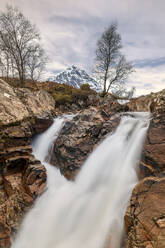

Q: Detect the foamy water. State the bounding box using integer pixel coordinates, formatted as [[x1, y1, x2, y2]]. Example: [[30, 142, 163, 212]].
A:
[[12, 113, 150, 248]]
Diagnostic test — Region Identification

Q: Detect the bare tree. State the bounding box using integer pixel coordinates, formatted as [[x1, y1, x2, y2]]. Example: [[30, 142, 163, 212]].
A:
[[0, 51, 10, 80], [0, 56, 5, 77], [26, 45, 47, 82], [0, 5, 46, 84], [94, 23, 133, 96], [4, 52, 9, 81], [111, 85, 136, 100]]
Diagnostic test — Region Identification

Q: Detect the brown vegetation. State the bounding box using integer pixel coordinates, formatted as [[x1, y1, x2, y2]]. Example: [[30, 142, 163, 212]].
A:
[[1, 77, 97, 107], [37, 81, 96, 106]]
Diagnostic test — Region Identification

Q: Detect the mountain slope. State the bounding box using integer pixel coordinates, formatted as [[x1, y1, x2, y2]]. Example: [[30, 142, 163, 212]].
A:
[[48, 65, 102, 92]]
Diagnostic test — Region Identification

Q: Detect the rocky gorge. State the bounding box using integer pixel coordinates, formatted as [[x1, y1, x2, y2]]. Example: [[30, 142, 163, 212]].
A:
[[0, 78, 165, 248]]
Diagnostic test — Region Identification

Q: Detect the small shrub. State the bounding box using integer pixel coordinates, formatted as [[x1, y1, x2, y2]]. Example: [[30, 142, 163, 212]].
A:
[[80, 83, 91, 91], [72, 89, 88, 101], [54, 93, 73, 105]]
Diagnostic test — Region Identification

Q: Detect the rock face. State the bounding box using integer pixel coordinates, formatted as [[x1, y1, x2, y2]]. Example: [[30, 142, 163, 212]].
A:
[[0, 153, 46, 247], [125, 177, 165, 248], [127, 89, 165, 113], [50, 97, 126, 180], [49, 86, 165, 246], [0, 79, 55, 247], [140, 113, 165, 178], [125, 89, 165, 248], [1, 77, 165, 248], [0, 79, 55, 126]]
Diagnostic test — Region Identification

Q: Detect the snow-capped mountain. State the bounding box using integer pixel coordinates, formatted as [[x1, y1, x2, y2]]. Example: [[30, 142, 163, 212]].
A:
[[48, 65, 102, 92]]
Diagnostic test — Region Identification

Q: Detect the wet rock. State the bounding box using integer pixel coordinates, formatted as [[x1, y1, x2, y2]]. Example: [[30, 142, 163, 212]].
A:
[[34, 115, 54, 134], [23, 163, 47, 196], [0, 220, 11, 248], [50, 107, 122, 180], [125, 89, 165, 248], [140, 113, 165, 178], [0, 149, 46, 246], [125, 177, 165, 248]]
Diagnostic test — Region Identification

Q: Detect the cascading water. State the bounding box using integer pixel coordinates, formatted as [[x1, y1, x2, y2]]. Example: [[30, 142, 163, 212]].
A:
[[12, 112, 150, 248]]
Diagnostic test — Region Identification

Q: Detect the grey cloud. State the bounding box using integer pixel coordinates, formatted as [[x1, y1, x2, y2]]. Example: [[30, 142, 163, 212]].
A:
[[144, 83, 153, 88], [46, 13, 108, 72], [48, 14, 104, 28], [133, 57, 165, 68], [0, 0, 165, 94], [124, 42, 137, 47]]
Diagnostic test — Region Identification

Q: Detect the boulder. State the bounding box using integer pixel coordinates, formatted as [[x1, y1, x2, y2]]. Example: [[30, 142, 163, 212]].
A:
[[125, 177, 165, 248], [15, 88, 55, 118], [0, 79, 55, 127], [50, 106, 123, 180]]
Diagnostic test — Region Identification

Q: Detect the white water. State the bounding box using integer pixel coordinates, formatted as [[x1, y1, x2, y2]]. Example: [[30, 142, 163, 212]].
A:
[[12, 112, 150, 248]]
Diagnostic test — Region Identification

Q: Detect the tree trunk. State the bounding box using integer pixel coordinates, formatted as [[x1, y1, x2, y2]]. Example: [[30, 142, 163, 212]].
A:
[[6, 54, 9, 83], [102, 67, 109, 96], [20, 73, 24, 85], [18, 69, 24, 85]]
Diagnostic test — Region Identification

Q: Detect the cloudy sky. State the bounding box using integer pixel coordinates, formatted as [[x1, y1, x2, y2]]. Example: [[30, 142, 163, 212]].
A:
[[1, 0, 165, 96]]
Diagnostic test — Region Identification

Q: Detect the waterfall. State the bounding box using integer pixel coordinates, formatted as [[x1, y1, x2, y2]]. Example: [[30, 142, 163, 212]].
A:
[[12, 112, 150, 248]]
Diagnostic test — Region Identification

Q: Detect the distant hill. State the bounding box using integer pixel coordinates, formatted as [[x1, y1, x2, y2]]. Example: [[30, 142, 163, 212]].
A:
[[48, 65, 102, 92]]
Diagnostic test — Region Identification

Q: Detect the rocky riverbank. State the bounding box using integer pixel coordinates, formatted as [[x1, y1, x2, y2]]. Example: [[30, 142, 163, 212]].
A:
[[0, 79, 55, 247], [125, 91, 165, 248], [49, 88, 165, 247], [0, 79, 125, 247], [0, 78, 165, 248]]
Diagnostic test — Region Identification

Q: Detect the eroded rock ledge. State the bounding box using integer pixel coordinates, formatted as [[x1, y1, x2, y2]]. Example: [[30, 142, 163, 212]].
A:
[[0, 79, 55, 247]]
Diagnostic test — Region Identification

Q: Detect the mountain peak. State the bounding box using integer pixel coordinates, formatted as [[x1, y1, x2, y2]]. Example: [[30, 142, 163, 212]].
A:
[[70, 65, 77, 69], [48, 65, 102, 92]]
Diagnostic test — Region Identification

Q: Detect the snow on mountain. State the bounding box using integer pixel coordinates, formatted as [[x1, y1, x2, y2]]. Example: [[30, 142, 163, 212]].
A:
[[48, 65, 102, 92]]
